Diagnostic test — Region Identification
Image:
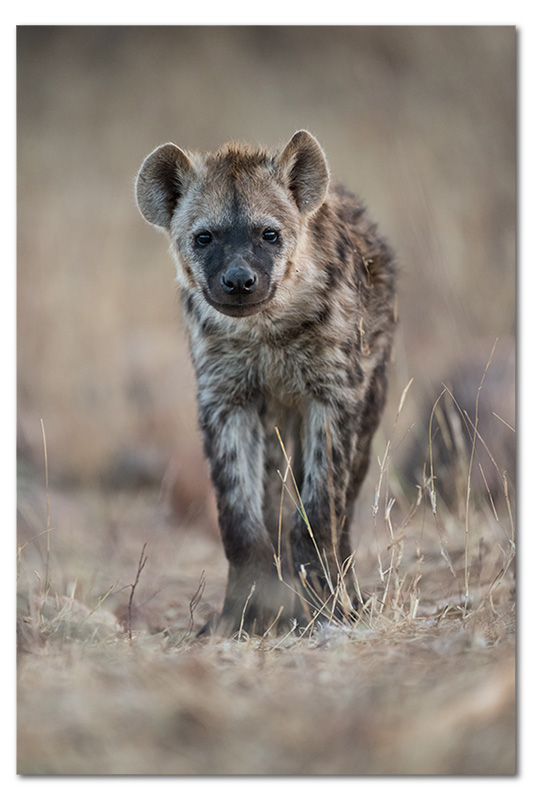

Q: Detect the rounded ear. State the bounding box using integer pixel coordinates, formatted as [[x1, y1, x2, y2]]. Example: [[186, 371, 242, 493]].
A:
[[277, 130, 329, 213], [135, 143, 194, 228]]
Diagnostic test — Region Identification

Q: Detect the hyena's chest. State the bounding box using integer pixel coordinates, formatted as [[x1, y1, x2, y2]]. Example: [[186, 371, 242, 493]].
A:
[[250, 341, 314, 403], [199, 331, 331, 407]]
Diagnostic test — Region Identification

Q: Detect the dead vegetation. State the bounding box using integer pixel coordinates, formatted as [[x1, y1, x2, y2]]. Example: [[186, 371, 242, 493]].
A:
[[17, 378, 516, 775]]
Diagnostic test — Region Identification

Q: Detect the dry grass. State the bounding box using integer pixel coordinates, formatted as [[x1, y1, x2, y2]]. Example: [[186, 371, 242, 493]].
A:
[[17, 385, 515, 775], [16, 26, 516, 777]]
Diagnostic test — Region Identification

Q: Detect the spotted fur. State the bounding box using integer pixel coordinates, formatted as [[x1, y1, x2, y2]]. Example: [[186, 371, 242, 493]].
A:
[[136, 131, 397, 634]]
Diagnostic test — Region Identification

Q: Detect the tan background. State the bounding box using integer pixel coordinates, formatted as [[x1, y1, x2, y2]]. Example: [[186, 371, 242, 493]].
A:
[[17, 25, 515, 490]]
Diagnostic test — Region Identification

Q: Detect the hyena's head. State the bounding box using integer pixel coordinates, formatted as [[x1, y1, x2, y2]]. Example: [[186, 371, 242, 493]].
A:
[[135, 131, 329, 318]]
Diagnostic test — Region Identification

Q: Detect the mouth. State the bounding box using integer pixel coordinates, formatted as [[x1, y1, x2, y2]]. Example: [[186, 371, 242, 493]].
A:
[[203, 287, 276, 318]]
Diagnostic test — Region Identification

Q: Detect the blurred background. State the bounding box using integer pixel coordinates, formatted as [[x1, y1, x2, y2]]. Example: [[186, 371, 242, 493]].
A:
[[17, 25, 516, 510]]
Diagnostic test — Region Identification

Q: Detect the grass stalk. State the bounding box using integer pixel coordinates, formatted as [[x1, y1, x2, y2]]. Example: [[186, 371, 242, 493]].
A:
[[127, 543, 148, 642], [39, 419, 52, 603]]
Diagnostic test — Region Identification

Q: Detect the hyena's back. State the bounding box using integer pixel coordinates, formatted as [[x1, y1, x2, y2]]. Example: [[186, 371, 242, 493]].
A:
[[136, 131, 397, 634]]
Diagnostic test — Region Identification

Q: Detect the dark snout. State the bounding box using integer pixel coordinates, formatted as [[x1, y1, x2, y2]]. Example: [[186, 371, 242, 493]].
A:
[[205, 254, 274, 318], [221, 258, 258, 296]]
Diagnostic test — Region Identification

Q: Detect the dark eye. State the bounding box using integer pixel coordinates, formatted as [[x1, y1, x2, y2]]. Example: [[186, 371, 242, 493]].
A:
[[262, 229, 279, 243], [195, 231, 213, 247]]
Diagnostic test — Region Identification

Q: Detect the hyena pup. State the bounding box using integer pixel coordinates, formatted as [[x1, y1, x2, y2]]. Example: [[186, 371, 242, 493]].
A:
[[135, 131, 396, 635]]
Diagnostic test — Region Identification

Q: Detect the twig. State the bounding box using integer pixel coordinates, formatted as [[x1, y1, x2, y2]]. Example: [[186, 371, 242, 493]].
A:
[[127, 543, 148, 642]]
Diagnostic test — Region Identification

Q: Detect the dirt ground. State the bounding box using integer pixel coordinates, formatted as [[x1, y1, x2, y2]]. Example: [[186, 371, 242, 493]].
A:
[[17, 463, 515, 776]]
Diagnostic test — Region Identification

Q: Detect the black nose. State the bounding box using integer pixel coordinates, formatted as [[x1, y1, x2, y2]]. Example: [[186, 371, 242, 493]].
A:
[[221, 264, 258, 295]]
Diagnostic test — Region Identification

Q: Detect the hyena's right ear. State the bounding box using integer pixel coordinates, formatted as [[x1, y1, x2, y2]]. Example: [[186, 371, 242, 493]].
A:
[[277, 130, 330, 214], [135, 143, 194, 228]]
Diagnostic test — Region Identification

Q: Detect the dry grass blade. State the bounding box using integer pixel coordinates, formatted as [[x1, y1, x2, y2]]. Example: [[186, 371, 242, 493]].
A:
[[426, 390, 457, 578], [261, 604, 286, 640], [372, 379, 415, 587], [237, 582, 256, 641], [463, 338, 498, 610], [17, 527, 55, 579], [324, 414, 338, 556], [82, 583, 118, 622], [492, 411, 515, 433], [275, 459, 292, 581], [186, 571, 206, 638], [428, 388, 447, 514], [39, 419, 52, 600], [502, 472, 515, 545], [479, 463, 499, 521]]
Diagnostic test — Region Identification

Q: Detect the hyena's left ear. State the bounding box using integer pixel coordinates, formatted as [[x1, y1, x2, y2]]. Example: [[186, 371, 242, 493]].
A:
[[277, 130, 330, 213], [135, 143, 195, 228]]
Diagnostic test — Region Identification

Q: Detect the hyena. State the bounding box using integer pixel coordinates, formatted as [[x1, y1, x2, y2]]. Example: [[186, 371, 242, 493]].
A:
[[135, 131, 397, 635]]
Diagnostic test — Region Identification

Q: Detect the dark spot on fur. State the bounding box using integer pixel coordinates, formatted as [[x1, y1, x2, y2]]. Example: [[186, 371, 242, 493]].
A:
[[211, 460, 239, 494], [200, 317, 219, 337], [340, 341, 353, 358], [324, 261, 342, 290], [335, 228, 354, 265], [313, 447, 327, 468]]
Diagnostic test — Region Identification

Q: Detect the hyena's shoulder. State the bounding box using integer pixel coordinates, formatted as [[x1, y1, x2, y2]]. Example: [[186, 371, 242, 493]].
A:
[[306, 181, 397, 317]]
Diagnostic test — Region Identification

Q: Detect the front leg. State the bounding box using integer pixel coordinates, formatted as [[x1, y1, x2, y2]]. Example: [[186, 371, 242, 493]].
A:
[[290, 400, 357, 619], [198, 398, 281, 635]]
